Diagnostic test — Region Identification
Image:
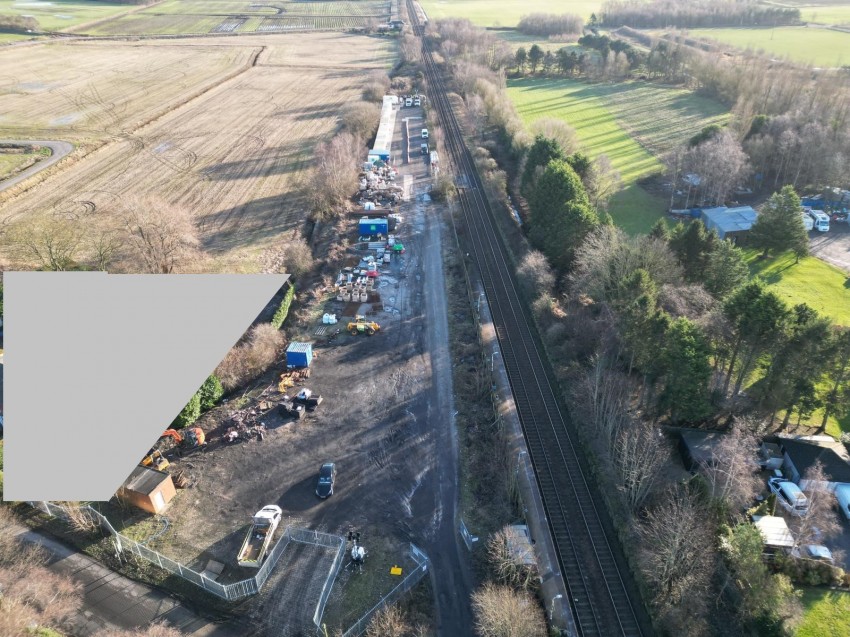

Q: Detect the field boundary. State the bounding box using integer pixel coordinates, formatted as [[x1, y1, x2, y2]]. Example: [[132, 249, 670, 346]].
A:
[[27, 500, 345, 604]]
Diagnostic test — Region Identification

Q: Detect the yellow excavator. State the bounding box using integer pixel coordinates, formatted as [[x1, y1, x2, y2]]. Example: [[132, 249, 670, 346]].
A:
[[140, 427, 206, 468], [141, 449, 170, 472], [347, 315, 381, 336]]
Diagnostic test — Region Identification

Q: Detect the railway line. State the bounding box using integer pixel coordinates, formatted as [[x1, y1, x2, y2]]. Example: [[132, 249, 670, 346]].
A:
[[406, 4, 653, 636]]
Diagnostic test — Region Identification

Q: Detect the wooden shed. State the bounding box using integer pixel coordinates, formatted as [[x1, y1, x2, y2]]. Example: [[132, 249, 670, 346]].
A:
[[116, 465, 176, 514]]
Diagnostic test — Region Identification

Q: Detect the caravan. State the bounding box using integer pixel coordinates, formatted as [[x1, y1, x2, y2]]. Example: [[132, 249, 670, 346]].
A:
[[807, 209, 830, 232], [768, 477, 809, 517]]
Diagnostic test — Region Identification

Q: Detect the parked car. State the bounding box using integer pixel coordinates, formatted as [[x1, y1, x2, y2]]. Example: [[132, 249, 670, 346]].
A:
[[420, 142, 428, 155], [405, 97, 413, 107], [768, 477, 809, 517], [796, 545, 834, 563], [421, 128, 429, 139], [316, 462, 336, 498], [414, 97, 421, 106]]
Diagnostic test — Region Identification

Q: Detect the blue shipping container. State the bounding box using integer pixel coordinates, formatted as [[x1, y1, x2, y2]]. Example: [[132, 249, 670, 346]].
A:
[[286, 342, 313, 369], [359, 217, 388, 235]]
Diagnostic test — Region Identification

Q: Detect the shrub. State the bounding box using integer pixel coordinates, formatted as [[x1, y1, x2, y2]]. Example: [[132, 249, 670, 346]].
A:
[[198, 375, 223, 410], [215, 323, 286, 391], [271, 284, 295, 330], [172, 391, 201, 429]]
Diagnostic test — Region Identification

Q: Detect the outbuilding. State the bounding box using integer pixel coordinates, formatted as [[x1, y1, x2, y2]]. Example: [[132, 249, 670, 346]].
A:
[[700, 206, 758, 242], [359, 216, 389, 237], [285, 342, 313, 369], [752, 515, 795, 551], [116, 465, 176, 514], [678, 428, 726, 472], [778, 437, 850, 491]]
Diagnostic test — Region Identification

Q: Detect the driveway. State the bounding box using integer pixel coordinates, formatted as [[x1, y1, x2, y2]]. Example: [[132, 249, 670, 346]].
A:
[[0, 139, 74, 193], [809, 220, 850, 274]]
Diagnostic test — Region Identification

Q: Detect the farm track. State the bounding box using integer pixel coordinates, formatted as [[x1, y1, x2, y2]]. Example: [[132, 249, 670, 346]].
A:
[[407, 4, 654, 636]]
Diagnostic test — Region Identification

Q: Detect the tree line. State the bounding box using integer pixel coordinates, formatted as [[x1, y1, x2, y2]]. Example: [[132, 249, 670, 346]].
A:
[[516, 12, 583, 37], [598, 0, 801, 29]]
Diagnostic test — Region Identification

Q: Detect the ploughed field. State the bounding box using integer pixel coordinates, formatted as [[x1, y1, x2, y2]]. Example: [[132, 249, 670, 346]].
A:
[[0, 32, 396, 269]]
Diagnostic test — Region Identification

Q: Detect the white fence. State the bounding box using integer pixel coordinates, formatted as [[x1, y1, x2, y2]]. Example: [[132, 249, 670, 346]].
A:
[[28, 501, 344, 606]]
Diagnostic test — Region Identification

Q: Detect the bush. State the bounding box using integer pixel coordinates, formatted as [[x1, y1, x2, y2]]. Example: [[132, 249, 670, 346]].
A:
[[215, 323, 286, 391], [172, 391, 201, 429], [271, 284, 295, 330], [517, 250, 555, 300], [430, 172, 457, 202], [341, 101, 382, 141], [198, 375, 223, 410]]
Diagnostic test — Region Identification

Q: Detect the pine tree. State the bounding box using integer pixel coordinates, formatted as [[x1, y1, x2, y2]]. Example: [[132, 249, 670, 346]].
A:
[[703, 239, 748, 298], [648, 218, 671, 242], [521, 135, 564, 197], [528, 44, 544, 73], [749, 185, 809, 260], [669, 219, 718, 282], [658, 318, 713, 423]]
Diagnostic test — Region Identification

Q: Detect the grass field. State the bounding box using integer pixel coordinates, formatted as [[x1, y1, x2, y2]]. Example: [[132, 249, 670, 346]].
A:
[[799, 588, 850, 637], [0, 151, 39, 179], [419, 0, 600, 27], [790, 1, 850, 25], [744, 249, 850, 326], [83, 0, 388, 34], [507, 78, 728, 232], [0, 42, 256, 142], [685, 26, 850, 66], [0, 0, 131, 31], [0, 33, 396, 269]]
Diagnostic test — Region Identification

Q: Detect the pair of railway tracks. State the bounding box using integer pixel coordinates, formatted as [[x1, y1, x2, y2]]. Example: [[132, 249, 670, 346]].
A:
[[406, 4, 652, 635]]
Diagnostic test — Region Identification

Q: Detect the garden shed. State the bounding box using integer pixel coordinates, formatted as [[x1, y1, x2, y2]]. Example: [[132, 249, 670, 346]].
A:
[[116, 465, 176, 514], [678, 429, 726, 472]]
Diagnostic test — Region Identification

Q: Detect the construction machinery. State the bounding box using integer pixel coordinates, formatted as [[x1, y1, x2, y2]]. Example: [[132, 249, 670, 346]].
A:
[[141, 449, 170, 472], [347, 315, 380, 336], [159, 427, 207, 453]]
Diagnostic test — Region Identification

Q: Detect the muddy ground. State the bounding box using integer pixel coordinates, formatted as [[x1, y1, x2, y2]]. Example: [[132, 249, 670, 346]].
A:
[[102, 103, 472, 635]]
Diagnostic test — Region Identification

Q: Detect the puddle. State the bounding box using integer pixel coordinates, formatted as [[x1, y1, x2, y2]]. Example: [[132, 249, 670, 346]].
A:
[[153, 142, 172, 154], [50, 113, 80, 125]]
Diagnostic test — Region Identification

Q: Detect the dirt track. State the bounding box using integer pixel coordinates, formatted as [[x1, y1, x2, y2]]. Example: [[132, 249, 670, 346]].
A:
[[0, 140, 73, 192]]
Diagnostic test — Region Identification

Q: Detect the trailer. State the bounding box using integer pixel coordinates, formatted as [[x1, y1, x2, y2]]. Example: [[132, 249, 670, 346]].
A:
[[237, 505, 282, 568]]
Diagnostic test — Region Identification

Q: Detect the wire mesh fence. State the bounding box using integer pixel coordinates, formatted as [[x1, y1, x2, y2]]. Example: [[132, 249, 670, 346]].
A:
[[334, 543, 431, 637], [27, 501, 344, 606]]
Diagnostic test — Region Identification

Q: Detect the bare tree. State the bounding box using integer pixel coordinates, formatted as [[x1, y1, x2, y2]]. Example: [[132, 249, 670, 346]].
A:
[[310, 132, 363, 219], [683, 130, 750, 206], [698, 421, 762, 516], [265, 230, 314, 278], [585, 154, 622, 212], [341, 101, 382, 139], [516, 249, 555, 300], [486, 526, 537, 590], [471, 583, 547, 637], [363, 71, 391, 102], [792, 461, 842, 547], [580, 355, 633, 452], [638, 484, 714, 606], [215, 323, 286, 391], [614, 421, 668, 511], [119, 196, 202, 274], [4, 214, 83, 270], [529, 117, 578, 155], [366, 604, 412, 637], [58, 501, 100, 535], [88, 224, 123, 272]]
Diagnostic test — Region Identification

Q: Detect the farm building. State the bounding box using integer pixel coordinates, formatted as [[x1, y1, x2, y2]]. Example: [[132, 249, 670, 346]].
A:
[[777, 437, 850, 491], [116, 465, 176, 514], [359, 216, 389, 237], [367, 96, 399, 164], [285, 342, 313, 369], [678, 428, 726, 471], [700, 206, 758, 241]]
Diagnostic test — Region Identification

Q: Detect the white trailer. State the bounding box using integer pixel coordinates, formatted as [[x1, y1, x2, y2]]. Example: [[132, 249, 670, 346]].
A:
[[237, 505, 282, 568]]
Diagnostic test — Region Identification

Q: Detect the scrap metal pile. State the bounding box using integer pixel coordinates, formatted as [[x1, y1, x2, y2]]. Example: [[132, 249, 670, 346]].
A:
[[358, 163, 402, 206]]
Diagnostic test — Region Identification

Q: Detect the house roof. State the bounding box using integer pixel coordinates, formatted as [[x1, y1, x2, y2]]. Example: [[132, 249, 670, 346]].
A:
[[701, 206, 758, 235], [121, 465, 170, 496], [753, 515, 795, 549], [679, 429, 726, 465], [780, 438, 850, 483]]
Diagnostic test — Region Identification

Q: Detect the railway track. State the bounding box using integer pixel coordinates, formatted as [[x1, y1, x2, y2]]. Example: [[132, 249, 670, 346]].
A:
[[406, 5, 652, 636]]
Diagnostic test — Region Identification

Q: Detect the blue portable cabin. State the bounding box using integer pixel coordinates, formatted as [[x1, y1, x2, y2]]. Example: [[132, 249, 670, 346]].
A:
[[367, 148, 390, 163], [286, 342, 313, 369], [359, 216, 389, 237]]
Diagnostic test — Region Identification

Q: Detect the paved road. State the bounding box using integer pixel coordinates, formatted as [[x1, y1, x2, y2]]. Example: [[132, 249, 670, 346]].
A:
[[12, 523, 247, 637], [0, 139, 74, 193]]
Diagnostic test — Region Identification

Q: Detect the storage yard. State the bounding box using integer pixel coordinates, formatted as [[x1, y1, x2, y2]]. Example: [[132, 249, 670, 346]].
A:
[[0, 33, 396, 269]]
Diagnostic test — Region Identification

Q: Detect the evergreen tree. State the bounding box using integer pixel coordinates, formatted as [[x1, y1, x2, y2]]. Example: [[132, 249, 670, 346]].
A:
[[648, 218, 671, 242], [818, 328, 850, 433], [566, 151, 592, 181], [703, 239, 749, 299], [669, 219, 718, 282], [515, 46, 527, 72], [198, 374, 224, 410], [528, 44, 544, 73], [749, 185, 809, 260], [527, 159, 598, 271], [173, 391, 201, 429], [521, 135, 564, 197], [658, 317, 713, 423]]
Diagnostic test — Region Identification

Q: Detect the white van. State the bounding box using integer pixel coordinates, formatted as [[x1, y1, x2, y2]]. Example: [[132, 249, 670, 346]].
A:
[[405, 97, 413, 107], [835, 483, 850, 521], [769, 478, 809, 517], [421, 128, 429, 139], [808, 209, 830, 232]]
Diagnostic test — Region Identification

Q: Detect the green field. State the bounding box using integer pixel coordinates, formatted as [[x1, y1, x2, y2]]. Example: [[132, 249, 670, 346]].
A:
[[419, 0, 600, 27], [686, 26, 850, 67], [0, 151, 39, 179], [507, 78, 728, 232], [744, 249, 850, 326], [799, 588, 850, 637], [0, 0, 131, 32], [795, 2, 850, 25]]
